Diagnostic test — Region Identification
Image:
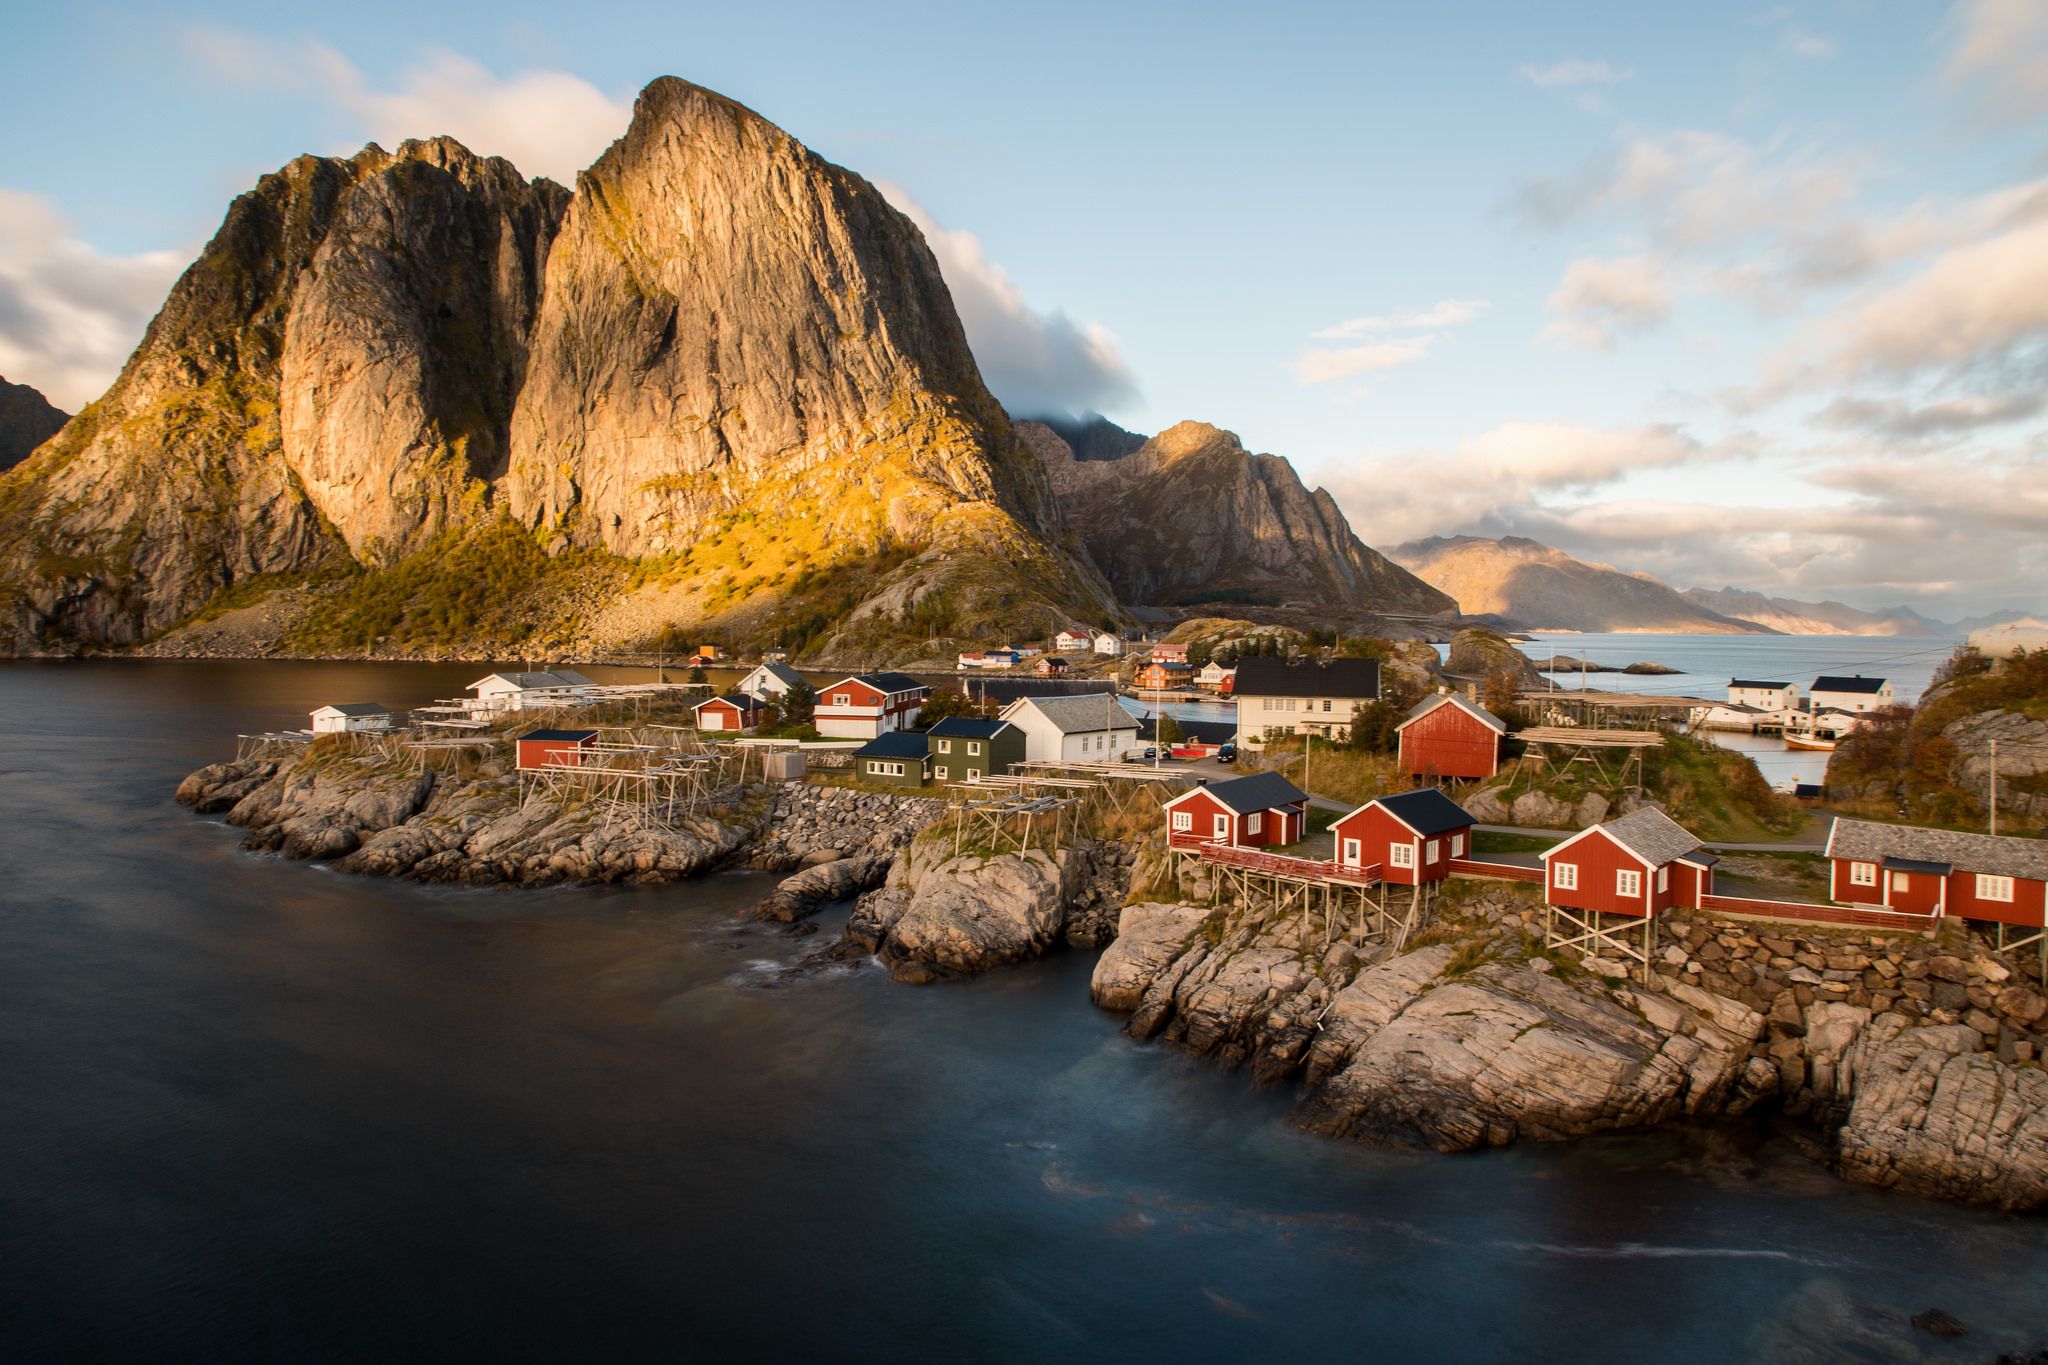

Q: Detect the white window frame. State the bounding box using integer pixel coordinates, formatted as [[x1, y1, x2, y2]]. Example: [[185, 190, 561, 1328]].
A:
[[1616, 869, 1642, 898], [1389, 843, 1415, 869], [1450, 832, 1465, 857], [1424, 841, 1440, 865], [1554, 862, 1578, 891], [1977, 874, 2014, 903], [1342, 838, 1362, 867], [869, 761, 905, 777], [1171, 811, 1192, 832], [966, 768, 981, 781], [1247, 812, 1263, 835], [831, 693, 850, 707], [1849, 861, 1876, 887], [1656, 866, 1669, 893], [967, 742, 982, 756], [936, 738, 952, 753], [1212, 813, 1230, 840]]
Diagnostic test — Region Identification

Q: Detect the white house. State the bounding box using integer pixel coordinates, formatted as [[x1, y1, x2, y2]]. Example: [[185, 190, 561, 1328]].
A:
[[957, 650, 1021, 670], [1728, 678, 1798, 711], [998, 693, 1142, 763], [1092, 633, 1125, 657], [1232, 657, 1381, 741], [1810, 675, 1894, 714], [736, 661, 805, 701], [1053, 630, 1092, 653], [1195, 661, 1236, 690], [311, 702, 392, 734], [465, 669, 599, 713]]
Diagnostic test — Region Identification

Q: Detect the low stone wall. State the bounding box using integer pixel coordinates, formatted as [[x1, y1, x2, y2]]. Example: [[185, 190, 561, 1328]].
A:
[[746, 782, 949, 873]]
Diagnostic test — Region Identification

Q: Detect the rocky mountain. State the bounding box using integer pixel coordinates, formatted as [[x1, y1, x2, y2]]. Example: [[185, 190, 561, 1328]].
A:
[[1390, 535, 1770, 635], [0, 377, 68, 471], [0, 77, 1114, 658], [1681, 587, 1944, 637], [1020, 418, 1454, 621]]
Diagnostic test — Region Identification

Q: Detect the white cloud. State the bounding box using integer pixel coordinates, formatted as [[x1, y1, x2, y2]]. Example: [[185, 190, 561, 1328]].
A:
[[1816, 389, 2047, 439], [1313, 298, 1489, 339], [0, 190, 189, 410], [881, 187, 1138, 417], [1945, 0, 2048, 120], [182, 27, 630, 183], [1540, 255, 1672, 349], [1291, 340, 1435, 385], [1518, 59, 1635, 88], [1780, 28, 1837, 60]]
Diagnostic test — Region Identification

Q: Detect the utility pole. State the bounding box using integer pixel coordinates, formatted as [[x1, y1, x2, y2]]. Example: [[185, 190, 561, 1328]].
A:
[[1304, 727, 1313, 794], [1990, 738, 2000, 836]]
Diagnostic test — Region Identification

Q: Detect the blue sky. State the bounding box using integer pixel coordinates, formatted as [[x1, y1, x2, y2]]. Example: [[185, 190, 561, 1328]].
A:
[[3, 1, 2046, 616]]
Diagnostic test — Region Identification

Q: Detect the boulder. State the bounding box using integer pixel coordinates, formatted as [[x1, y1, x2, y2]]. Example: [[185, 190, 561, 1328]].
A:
[[874, 846, 1080, 981], [1091, 904, 1212, 1012]]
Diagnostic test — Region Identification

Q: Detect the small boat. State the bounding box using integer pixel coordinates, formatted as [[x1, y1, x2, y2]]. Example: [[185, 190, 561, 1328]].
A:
[[1785, 733, 1837, 752]]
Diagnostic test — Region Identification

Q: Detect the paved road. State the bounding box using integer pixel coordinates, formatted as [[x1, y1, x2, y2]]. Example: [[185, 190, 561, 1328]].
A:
[[1473, 822, 1824, 853]]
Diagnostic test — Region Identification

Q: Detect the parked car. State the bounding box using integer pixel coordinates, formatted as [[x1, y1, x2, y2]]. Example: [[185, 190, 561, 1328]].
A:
[[1217, 743, 1237, 763]]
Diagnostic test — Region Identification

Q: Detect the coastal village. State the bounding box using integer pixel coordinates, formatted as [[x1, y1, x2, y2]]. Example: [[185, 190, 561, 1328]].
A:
[[182, 619, 2048, 1213]]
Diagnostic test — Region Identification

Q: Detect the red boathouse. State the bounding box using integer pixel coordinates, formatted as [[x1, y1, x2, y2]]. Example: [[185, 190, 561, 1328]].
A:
[[1331, 788, 1476, 885], [516, 728, 598, 770], [1162, 772, 1310, 848], [1396, 693, 1507, 782], [1825, 817, 2048, 934], [694, 693, 767, 732]]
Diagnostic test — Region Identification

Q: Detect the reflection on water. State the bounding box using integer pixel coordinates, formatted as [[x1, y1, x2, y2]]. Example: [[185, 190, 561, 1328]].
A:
[[0, 660, 2041, 1363]]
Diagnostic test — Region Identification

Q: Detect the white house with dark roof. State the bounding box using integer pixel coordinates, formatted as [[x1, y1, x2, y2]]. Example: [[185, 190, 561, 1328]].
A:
[[735, 661, 805, 701], [998, 692, 1142, 763], [311, 702, 392, 734], [1810, 675, 1894, 714], [465, 669, 598, 712], [1728, 678, 1799, 711], [1232, 657, 1381, 741]]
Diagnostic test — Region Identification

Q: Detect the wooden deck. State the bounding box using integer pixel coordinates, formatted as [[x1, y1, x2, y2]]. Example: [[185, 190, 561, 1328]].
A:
[[1170, 832, 1381, 885]]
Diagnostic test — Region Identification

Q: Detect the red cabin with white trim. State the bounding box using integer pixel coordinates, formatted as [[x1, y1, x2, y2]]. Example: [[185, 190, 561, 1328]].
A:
[[694, 694, 766, 732], [1825, 817, 2048, 926], [1540, 808, 1714, 918], [516, 728, 598, 771], [1162, 773, 1310, 848], [1331, 788, 1475, 885], [813, 672, 931, 739], [1396, 694, 1506, 781]]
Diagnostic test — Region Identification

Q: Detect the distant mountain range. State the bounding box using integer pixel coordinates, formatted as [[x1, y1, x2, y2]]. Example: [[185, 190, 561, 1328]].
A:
[[1390, 536, 1770, 634], [1392, 535, 2038, 637], [0, 377, 67, 471]]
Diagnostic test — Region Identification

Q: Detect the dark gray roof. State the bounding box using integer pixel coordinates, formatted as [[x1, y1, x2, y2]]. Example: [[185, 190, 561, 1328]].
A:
[[746, 661, 806, 688], [1230, 657, 1381, 700], [319, 702, 389, 716], [519, 728, 598, 742], [1829, 817, 2048, 883], [1398, 693, 1506, 734], [697, 693, 764, 709], [857, 672, 931, 695], [1200, 772, 1310, 814], [856, 731, 930, 760], [1371, 788, 1477, 836], [1591, 807, 1703, 866], [928, 717, 1013, 739], [1883, 856, 1952, 876], [1812, 675, 1888, 693], [1010, 693, 1140, 734], [1729, 678, 1791, 690]]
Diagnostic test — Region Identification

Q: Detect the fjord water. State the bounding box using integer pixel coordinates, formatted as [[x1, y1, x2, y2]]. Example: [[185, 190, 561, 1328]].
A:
[[2, 662, 2042, 1363]]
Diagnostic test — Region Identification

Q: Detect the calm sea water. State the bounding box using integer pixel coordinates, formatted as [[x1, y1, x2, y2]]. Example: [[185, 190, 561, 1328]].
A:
[[1, 660, 2042, 1363]]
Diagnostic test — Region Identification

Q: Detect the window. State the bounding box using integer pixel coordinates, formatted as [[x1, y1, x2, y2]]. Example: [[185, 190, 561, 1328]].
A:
[[1656, 866, 1669, 893], [1554, 862, 1578, 890], [1891, 871, 1910, 892], [1171, 811, 1192, 831], [1247, 812, 1263, 835], [1390, 843, 1415, 869], [966, 769, 981, 781], [1977, 874, 2015, 903], [1425, 841, 1440, 865], [1616, 869, 1643, 898], [831, 693, 850, 707], [869, 761, 904, 777], [967, 742, 982, 756], [936, 739, 952, 754], [1450, 833, 1465, 857], [1849, 861, 1876, 887], [1322, 699, 1332, 712]]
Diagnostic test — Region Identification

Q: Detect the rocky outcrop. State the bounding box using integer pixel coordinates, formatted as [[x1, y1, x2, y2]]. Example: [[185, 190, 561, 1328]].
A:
[[1947, 709, 2048, 824], [0, 376, 67, 471], [1461, 785, 1646, 830], [1442, 627, 1544, 687], [0, 77, 1114, 659], [1392, 536, 1771, 634], [1835, 1020, 2048, 1210], [1022, 418, 1452, 619]]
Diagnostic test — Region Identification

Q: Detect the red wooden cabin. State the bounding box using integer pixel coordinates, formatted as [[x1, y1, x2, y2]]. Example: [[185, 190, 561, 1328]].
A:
[[1396, 694, 1507, 781], [1825, 817, 2048, 926], [1541, 808, 1714, 917], [694, 693, 767, 732], [516, 728, 598, 770], [1162, 773, 1310, 848], [814, 672, 931, 740], [1331, 788, 1476, 885]]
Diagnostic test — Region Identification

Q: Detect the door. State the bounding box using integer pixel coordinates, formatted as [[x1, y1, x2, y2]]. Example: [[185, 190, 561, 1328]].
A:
[[1342, 838, 1361, 867], [1212, 813, 1230, 841]]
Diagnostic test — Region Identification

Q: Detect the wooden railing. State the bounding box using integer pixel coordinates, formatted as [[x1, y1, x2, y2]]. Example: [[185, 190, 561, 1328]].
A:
[[1449, 856, 1545, 884], [1697, 893, 1936, 932], [1169, 832, 1380, 885]]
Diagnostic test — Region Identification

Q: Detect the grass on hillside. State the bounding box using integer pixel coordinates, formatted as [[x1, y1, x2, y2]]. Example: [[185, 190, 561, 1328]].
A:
[[1483, 732, 1801, 843]]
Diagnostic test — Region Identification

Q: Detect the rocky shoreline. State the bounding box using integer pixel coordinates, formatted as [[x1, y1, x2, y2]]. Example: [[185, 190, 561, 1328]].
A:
[[176, 749, 2048, 1210]]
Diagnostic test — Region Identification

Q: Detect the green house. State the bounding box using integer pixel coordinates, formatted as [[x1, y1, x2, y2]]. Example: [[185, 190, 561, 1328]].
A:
[[927, 718, 1025, 785], [853, 731, 931, 787]]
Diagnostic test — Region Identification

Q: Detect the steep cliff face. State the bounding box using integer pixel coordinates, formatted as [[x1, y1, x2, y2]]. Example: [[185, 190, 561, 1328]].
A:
[[0, 377, 68, 471], [1020, 418, 1453, 619], [1391, 535, 1770, 634], [0, 140, 567, 648], [0, 78, 1112, 658]]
